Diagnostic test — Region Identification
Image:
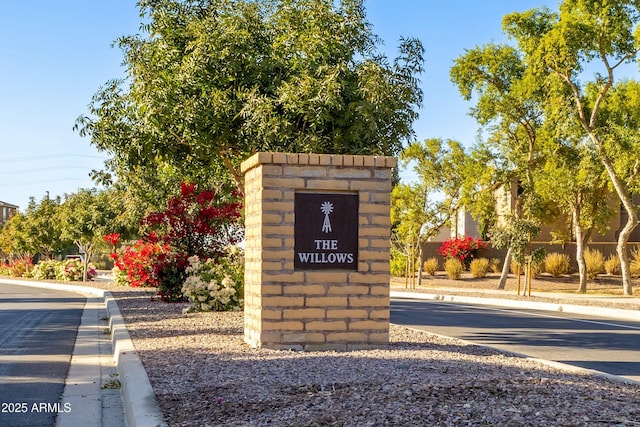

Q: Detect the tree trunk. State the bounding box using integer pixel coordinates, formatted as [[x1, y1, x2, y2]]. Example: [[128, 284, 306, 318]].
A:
[[573, 208, 590, 294], [416, 242, 424, 288], [618, 215, 637, 296], [497, 247, 512, 290]]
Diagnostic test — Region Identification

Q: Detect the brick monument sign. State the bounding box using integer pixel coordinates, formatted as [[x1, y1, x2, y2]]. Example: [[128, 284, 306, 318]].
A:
[[241, 152, 396, 350]]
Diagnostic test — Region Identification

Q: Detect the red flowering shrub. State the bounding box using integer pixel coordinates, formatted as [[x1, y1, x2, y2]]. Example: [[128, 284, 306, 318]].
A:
[[438, 236, 487, 268], [106, 182, 243, 302], [104, 233, 121, 247], [111, 239, 169, 288], [0, 257, 33, 277], [141, 182, 242, 258]]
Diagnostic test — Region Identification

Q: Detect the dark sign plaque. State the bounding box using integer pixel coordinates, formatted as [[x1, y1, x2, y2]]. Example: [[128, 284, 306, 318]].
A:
[[294, 192, 359, 270]]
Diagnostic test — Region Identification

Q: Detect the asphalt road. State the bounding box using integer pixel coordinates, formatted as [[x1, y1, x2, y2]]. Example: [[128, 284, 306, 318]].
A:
[[0, 283, 85, 427], [391, 298, 640, 382]]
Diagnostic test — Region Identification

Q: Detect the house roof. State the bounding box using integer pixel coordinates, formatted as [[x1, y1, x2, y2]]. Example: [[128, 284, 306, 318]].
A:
[[0, 201, 19, 209]]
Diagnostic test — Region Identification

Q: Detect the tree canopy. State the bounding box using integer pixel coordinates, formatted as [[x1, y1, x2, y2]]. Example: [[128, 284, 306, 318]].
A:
[[76, 0, 425, 193], [503, 0, 640, 294]]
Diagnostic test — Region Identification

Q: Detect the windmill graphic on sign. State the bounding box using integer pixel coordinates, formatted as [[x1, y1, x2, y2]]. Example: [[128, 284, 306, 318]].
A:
[[321, 201, 334, 233]]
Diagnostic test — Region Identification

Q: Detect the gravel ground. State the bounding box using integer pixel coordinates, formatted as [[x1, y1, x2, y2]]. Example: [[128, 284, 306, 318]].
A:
[[99, 276, 640, 427]]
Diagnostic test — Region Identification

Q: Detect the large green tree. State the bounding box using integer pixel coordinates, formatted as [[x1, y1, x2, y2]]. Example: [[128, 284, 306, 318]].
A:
[[77, 0, 424, 193], [537, 140, 612, 293], [451, 43, 546, 290], [504, 0, 640, 295]]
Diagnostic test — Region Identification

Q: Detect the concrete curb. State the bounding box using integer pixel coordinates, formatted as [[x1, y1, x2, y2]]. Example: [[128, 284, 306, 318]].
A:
[[390, 290, 640, 322], [105, 293, 167, 427], [0, 279, 167, 427]]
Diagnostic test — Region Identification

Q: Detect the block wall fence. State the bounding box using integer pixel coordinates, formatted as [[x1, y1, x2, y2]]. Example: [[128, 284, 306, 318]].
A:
[[241, 152, 396, 351]]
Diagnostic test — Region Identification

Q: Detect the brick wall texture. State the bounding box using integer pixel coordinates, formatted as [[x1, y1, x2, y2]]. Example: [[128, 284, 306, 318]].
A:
[[241, 152, 396, 351]]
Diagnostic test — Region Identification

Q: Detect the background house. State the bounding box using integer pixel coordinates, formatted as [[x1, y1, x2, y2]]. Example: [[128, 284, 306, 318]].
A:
[[421, 182, 640, 269], [0, 201, 18, 226]]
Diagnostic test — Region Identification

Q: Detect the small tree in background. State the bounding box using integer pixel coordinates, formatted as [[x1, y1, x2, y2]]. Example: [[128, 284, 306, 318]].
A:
[[491, 215, 545, 294]]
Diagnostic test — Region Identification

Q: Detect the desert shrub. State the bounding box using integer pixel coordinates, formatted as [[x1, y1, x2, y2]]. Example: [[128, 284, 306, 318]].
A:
[[584, 248, 604, 280], [510, 259, 523, 275], [489, 258, 501, 273], [2, 257, 33, 277], [631, 247, 640, 278], [544, 253, 570, 277], [444, 257, 463, 280], [469, 258, 490, 278], [423, 258, 438, 276], [111, 265, 130, 287], [604, 254, 621, 276], [32, 259, 59, 280], [55, 258, 97, 281]]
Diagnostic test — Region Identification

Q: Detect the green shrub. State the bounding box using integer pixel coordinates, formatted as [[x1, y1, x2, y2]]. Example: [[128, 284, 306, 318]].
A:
[[390, 248, 407, 277], [444, 257, 463, 280], [423, 258, 438, 276], [604, 254, 621, 276], [469, 258, 490, 278], [544, 253, 570, 277], [584, 248, 604, 280], [32, 259, 59, 280]]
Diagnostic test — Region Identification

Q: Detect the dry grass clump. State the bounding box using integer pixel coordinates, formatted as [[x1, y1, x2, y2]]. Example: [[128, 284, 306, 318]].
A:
[[444, 257, 463, 280], [544, 253, 570, 277], [489, 258, 501, 274], [631, 247, 640, 278], [584, 248, 604, 280], [423, 258, 438, 276], [469, 258, 490, 278], [604, 254, 621, 276]]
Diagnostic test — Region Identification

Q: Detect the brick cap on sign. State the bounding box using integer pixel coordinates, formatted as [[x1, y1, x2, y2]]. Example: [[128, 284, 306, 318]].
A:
[[240, 152, 397, 173]]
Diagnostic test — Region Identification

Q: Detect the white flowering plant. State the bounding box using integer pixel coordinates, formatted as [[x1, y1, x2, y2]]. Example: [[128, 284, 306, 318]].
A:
[[181, 246, 243, 312]]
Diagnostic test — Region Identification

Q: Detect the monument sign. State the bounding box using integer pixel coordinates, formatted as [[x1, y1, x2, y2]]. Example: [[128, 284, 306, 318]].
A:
[[241, 152, 395, 351], [294, 192, 358, 270]]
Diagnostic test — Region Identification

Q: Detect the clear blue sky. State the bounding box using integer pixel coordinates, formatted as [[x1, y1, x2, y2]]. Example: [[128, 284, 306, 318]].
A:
[[1, 1, 561, 211]]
